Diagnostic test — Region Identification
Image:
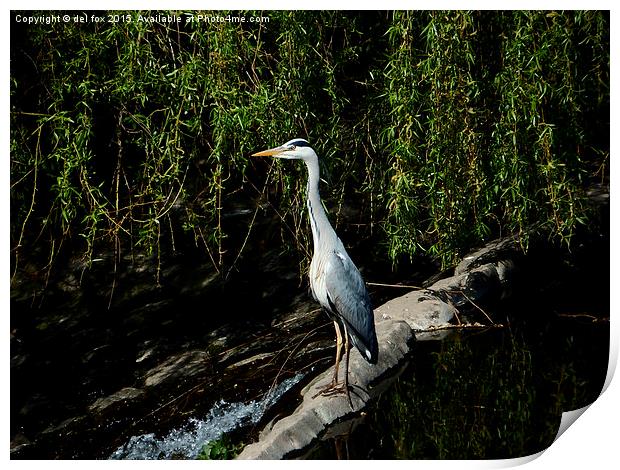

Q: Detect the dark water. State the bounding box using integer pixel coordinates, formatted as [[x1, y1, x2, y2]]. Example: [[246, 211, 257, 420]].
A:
[[304, 317, 608, 459]]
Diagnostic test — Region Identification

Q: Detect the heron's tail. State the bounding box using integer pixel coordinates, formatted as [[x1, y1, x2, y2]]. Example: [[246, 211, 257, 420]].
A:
[[346, 321, 378, 365]]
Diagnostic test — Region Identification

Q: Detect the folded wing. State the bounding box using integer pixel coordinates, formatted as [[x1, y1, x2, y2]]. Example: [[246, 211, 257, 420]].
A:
[[324, 248, 378, 364]]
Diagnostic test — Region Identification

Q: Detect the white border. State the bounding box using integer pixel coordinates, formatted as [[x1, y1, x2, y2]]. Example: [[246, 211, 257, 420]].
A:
[[4, 3, 617, 467]]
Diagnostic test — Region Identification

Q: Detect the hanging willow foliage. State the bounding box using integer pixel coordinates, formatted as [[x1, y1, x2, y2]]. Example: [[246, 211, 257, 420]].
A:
[[377, 10, 608, 265], [10, 10, 609, 279]]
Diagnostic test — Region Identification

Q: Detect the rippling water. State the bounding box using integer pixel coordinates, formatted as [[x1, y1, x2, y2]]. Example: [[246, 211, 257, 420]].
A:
[[110, 374, 304, 460]]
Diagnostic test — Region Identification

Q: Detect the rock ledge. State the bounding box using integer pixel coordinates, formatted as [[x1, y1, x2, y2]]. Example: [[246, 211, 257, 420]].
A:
[[238, 237, 518, 459]]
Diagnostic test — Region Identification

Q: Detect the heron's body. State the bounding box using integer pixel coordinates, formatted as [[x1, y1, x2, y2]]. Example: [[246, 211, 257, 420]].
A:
[[253, 138, 378, 400], [305, 154, 377, 363]]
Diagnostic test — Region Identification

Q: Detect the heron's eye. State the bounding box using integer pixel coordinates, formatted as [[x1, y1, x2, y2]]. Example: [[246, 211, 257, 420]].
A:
[[288, 145, 296, 151]]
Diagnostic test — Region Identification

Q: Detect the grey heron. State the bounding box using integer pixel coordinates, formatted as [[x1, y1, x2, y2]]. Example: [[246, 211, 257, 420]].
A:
[[252, 138, 378, 402]]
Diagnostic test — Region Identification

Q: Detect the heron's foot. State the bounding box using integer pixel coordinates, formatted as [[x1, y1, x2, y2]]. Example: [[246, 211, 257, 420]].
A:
[[313, 379, 346, 398], [313, 381, 353, 408]]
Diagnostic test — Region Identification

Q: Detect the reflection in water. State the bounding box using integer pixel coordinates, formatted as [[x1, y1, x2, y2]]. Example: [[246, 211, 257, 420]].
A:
[[307, 314, 608, 459]]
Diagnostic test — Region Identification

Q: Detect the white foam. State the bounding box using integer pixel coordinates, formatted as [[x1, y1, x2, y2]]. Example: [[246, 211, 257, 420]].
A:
[[110, 373, 304, 460]]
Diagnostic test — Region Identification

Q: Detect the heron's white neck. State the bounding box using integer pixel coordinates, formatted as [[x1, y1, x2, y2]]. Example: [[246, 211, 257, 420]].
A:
[[304, 156, 336, 253]]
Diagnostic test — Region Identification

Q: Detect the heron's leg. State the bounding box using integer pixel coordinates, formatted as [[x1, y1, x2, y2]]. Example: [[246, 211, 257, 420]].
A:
[[342, 324, 353, 408], [314, 323, 354, 407], [331, 320, 343, 385], [313, 320, 346, 398]]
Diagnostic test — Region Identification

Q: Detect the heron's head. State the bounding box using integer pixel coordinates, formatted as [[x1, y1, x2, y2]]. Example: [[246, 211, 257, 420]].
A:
[[251, 138, 317, 162]]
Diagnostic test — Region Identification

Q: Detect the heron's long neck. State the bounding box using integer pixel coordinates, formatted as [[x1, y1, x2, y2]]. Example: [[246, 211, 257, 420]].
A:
[[305, 157, 335, 253]]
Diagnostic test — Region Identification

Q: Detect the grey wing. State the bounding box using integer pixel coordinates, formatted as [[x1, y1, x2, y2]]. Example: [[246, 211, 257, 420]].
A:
[[324, 248, 378, 364]]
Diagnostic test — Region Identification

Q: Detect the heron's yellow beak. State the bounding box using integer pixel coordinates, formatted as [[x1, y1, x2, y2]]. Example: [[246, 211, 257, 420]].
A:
[[251, 146, 287, 157]]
